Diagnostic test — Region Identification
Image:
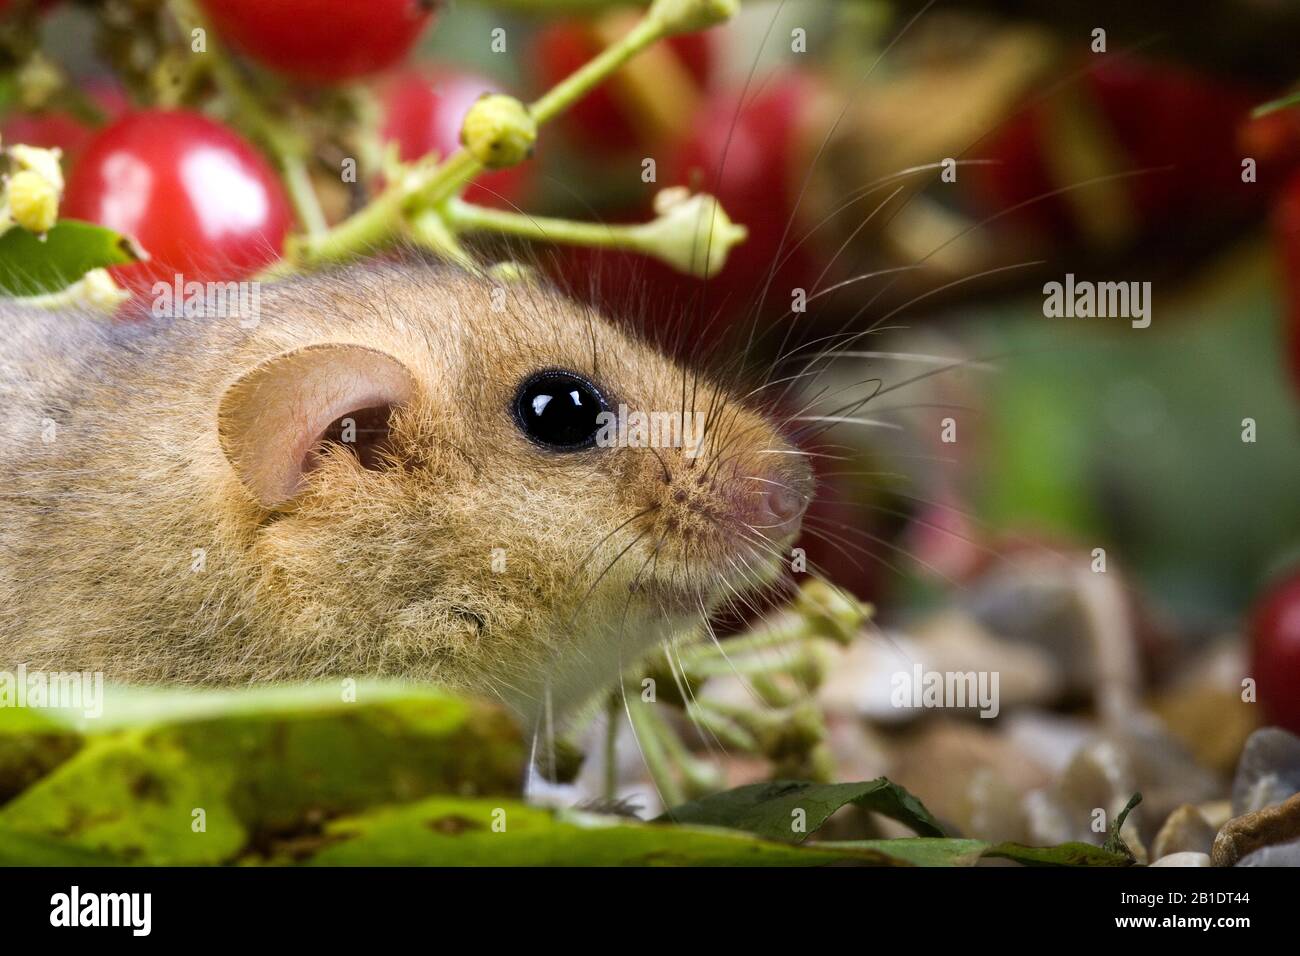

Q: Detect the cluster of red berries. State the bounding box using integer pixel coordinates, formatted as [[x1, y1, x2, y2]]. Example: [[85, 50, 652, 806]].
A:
[[2, 1, 440, 292]]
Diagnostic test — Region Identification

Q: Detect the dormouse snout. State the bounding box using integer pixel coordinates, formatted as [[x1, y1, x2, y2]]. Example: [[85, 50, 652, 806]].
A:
[[751, 470, 809, 543]]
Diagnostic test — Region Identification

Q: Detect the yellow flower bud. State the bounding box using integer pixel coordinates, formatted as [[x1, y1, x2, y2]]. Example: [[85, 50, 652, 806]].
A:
[[460, 94, 537, 170], [9, 143, 65, 193], [795, 579, 870, 646], [76, 268, 131, 312], [636, 190, 747, 279], [8, 169, 59, 233], [10, 267, 129, 314]]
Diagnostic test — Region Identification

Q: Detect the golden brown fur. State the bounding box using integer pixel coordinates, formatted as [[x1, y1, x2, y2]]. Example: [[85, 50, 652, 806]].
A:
[[0, 261, 809, 721]]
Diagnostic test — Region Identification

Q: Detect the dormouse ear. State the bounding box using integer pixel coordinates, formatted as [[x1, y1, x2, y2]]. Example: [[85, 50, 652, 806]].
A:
[[218, 344, 419, 508]]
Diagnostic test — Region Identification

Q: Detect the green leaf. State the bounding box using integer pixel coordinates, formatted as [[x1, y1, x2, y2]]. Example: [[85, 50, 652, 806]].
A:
[[0, 725, 83, 806], [303, 810, 1131, 868], [301, 797, 910, 867], [0, 219, 143, 295], [0, 686, 1135, 867], [827, 838, 1134, 867], [657, 778, 946, 841], [1, 739, 245, 864], [0, 683, 526, 865], [0, 699, 85, 805], [986, 840, 1134, 867], [0, 826, 125, 866], [833, 838, 989, 866]]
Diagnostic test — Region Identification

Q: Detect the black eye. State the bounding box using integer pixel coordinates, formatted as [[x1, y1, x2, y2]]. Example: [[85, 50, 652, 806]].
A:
[[513, 370, 608, 451]]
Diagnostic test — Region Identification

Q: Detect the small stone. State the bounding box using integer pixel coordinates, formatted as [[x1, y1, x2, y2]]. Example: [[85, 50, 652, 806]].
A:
[[963, 560, 1098, 697], [1197, 800, 1233, 831], [822, 712, 891, 784], [1235, 838, 1300, 866], [1028, 719, 1216, 858], [814, 631, 918, 722], [886, 718, 1052, 834], [1152, 685, 1257, 777], [816, 613, 1063, 723], [912, 610, 1065, 712], [1212, 792, 1300, 867], [1151, 804, 1215, 859], [1022, 789, 1076, 847], [963, 554, 1147, 719], [1151, 852, 1211, 867], [1231, 727, 1300, 816], [960, 767, 1033, 844], [1057, 738, 1138, 831], [1005, 712, 1094, 775], [1024, 738, 1144, 851], [1117, 714, 1220, 828]]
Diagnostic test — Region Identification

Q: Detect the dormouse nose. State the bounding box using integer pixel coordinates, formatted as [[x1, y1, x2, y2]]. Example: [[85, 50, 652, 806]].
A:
[[754, 476, 808, 541]]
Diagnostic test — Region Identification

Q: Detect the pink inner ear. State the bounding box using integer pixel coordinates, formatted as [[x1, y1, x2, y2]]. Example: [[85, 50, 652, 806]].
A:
[[304, 404, 400, 475], [287, 388, 403, 486], [219, 345, 418, 508]]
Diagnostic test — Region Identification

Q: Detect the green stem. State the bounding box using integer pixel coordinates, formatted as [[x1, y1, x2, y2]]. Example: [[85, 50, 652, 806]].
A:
[[280, 152, 329, 237], [407, 207, 477, 268], [684, 701, 758, 750], [679, 654, 810, 681], [626, 696, 684, 809], [286, 170, 416, 265], [409, 149, 482, 210], [692, 696, 774, 725], [676, 614, 811, 668], [528, 16, 663, 125], [286, 1, 695, 270], [750, 672, 797, 709], [443, 197, 656, 254], [292, 148, 475, 269], [650, 710, 718, 797], [602, 692, 620, 802]]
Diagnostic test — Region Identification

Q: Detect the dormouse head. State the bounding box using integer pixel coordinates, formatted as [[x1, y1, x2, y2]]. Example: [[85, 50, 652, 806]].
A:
[[215, 264, 811, 719]]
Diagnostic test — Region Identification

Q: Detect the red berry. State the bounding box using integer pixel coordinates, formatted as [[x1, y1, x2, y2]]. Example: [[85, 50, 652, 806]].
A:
[[534, 18, 715, 156], [198, 0, 437, 84], [380, 69, 533, 209], [1087, 59, 1261, 223], [969, 56, 1264, 244], [1249, 568, 1300, 734], [1238, 108, 1300, 171], [63, 110, 293, 296]]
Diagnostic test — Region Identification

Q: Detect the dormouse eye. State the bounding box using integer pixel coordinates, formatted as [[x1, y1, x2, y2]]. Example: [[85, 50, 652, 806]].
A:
[[513, 370, 608, 451]]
